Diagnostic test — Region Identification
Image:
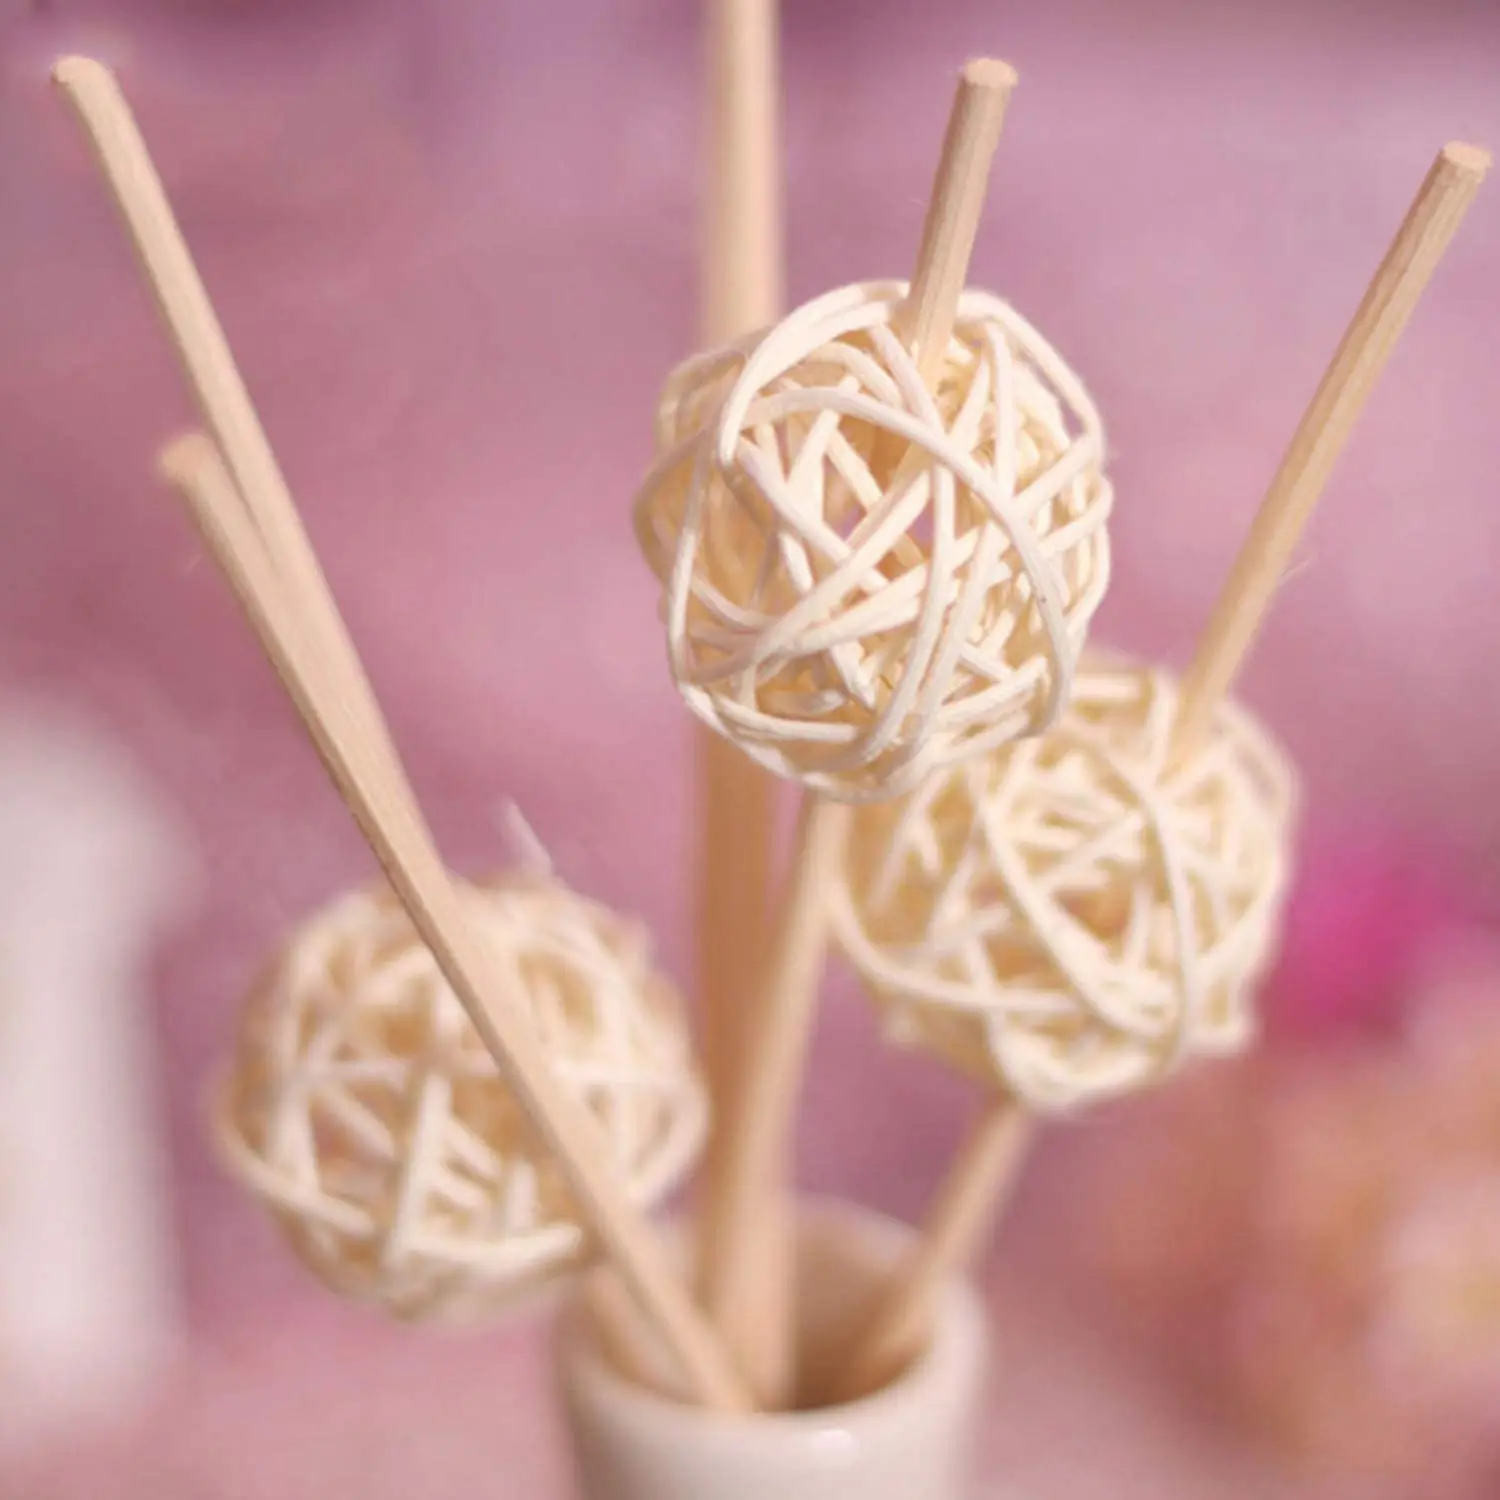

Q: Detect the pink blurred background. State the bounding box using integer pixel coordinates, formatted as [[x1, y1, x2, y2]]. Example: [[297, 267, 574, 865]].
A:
[[3, 0, 1500, 1494]]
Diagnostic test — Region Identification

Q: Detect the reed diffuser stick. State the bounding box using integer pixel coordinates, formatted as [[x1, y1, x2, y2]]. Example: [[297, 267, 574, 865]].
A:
[[698, 59, 1016, 1408], [693, 0, 785, 1348], [1170, 141, 1490, 761]]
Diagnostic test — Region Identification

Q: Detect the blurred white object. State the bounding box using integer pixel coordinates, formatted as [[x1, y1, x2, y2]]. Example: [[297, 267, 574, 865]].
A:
[[0, 703, 191, 1449]]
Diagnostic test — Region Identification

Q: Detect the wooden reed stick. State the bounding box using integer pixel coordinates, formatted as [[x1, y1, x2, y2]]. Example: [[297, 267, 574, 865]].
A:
[[51, 55, 408, 768], [51, 61, 340, 634], [693, 0, 783, 1330], [162, 436, 749, 1413], [896, 58, 1018, 387], [702, 0, 783, 344], [697, 59, 1016, 1409], [52, 54, 749, 1412], [57, 59, 406, 809], [829, 137, 1490, 1406], [696, 794, 850, 1406], [1170, 140, 1490, 760], [823, 1095, 1031, 1402]]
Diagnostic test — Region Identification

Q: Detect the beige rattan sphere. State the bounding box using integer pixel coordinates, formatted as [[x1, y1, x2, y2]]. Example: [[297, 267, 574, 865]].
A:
[[634, 279, 1113, 801], [216, 873, 705, 1323], [833, 659, 1296, 1109]]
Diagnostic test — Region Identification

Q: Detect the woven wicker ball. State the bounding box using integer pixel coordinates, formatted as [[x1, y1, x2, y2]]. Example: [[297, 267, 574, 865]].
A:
[[634, 279, 1113, 801], [832, 659, 1297, 1110], [215, 874, 705, 1323]]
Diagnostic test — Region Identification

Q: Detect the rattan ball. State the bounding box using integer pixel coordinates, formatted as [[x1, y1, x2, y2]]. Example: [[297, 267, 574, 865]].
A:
[[215, 874, 705, 1323], [832, 659, 1297, 1110], [634, 279, 1113, 801]]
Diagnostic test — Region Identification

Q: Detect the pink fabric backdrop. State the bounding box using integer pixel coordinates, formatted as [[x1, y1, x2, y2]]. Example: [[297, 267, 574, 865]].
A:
[[3, 0, 1499, 1494]]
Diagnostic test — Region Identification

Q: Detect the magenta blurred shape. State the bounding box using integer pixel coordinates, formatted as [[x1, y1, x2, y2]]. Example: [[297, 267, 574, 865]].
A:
[[1266, 826, 1471, 1038]]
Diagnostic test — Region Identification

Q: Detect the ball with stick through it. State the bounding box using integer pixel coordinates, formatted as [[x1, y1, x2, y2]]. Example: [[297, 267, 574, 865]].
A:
[[634, 277, 1113, 803], [834, 655, 1298, 1113], [217, 856, 708, 1324]]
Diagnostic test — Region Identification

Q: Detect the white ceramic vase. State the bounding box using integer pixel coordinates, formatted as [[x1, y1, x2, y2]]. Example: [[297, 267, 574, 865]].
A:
[[556, 1201, 989, 1500]]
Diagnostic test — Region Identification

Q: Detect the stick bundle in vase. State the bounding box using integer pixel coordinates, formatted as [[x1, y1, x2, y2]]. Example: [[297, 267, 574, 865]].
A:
[[34, 22, 1491, 1487], [634, 59, 1115, 1404]]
